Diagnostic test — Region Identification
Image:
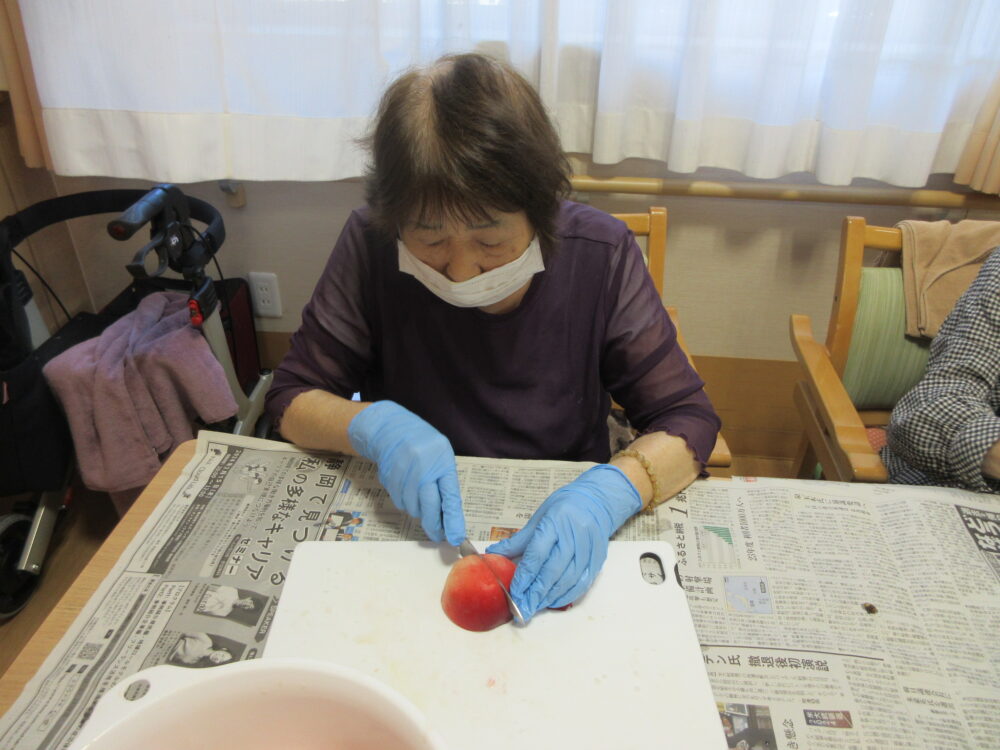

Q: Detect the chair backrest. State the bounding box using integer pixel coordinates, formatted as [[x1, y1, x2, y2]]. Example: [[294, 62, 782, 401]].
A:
[[828, 217, 930, 413], [612, 206, 667, 298]]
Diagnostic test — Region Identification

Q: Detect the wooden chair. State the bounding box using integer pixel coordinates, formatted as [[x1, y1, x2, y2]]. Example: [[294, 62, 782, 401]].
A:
[[613, 207, 732, 468], [790, 216, 932, 482]]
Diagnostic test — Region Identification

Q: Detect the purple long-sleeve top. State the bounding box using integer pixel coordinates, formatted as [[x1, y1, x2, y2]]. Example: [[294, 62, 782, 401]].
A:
[[266, 201, 720, 468]]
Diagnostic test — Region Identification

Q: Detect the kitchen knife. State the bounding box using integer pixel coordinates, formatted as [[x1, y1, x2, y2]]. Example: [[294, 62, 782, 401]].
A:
[[458, 539, 525, 625]]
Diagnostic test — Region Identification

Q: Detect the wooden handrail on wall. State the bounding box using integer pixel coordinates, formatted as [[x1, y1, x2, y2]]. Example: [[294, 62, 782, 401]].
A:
[[570, 175, 1000, 211]]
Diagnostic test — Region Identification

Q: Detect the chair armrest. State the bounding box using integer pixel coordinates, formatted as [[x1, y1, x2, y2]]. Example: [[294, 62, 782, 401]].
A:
[[790, 314, 887, 482], [707, 434, 732, 468]]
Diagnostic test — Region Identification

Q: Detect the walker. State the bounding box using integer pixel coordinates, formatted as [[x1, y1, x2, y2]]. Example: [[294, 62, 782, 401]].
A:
[[0, 185, 272, 618]]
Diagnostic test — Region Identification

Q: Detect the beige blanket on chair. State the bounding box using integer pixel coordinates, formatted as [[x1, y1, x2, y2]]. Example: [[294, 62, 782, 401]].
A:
[[897, 219, 1000, 338]]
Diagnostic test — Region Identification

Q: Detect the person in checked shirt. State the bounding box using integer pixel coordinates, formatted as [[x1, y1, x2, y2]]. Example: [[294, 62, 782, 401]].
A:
[[882, 248, 1000, 493]]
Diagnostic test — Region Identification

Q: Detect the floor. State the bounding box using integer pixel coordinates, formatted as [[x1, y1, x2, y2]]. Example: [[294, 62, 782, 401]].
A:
[[0, 453, 794, 681]]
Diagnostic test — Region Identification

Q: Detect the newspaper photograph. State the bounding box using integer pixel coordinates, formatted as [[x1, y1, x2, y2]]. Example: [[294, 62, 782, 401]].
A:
[[1, 431, 998, 749]]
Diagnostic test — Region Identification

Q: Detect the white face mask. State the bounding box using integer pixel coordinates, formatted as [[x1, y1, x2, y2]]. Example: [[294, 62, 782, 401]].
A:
[[397, 236, 545, 308]]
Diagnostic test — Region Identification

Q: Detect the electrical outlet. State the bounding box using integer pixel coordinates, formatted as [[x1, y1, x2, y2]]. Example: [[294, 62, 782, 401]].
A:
[[248, 271, 282, 318]]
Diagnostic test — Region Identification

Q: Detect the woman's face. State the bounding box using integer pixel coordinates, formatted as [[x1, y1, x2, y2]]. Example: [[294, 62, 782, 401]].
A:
[[399, 209, 534, 282]]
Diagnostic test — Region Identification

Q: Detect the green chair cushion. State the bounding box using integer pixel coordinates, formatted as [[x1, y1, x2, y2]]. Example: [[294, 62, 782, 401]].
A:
[[841, 267, 930, 411]]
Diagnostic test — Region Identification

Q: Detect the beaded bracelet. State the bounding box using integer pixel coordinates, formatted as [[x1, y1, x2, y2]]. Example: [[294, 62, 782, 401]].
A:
[[611, 448, 664, 511]]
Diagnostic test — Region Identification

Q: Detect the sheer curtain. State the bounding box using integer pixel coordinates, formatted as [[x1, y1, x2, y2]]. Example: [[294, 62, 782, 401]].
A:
[[17, 0, 1000, 186]]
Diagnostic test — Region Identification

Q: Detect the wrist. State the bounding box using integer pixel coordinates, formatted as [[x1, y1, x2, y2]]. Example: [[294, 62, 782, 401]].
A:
[[347, 399, 402, 458], [579, 464, 641, 526], [982, 439, 1000, 479], [610, 448, 661, 510]]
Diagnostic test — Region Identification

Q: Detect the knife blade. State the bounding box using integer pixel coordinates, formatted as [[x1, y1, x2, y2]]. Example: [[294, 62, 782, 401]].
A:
[[458, 539, 525, 625]]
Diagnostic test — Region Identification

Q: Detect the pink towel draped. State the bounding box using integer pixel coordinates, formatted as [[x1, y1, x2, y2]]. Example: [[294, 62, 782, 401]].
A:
[[43, 292, 238, 502]]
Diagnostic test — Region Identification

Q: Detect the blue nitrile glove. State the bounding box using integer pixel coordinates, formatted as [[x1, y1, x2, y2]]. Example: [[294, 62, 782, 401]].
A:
[[347, 400, 466, 545], [486, 464, 641, 621]]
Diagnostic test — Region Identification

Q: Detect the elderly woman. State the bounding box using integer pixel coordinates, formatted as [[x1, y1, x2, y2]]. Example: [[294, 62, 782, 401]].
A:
[[265, 53, 720, 621]]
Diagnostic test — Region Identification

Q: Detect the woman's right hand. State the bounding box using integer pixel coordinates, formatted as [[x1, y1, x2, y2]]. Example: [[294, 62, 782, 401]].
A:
[[348, 400, 466, 545]]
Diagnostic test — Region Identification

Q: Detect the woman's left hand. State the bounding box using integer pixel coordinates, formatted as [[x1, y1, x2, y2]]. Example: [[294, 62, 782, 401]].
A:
[[486, 464, 641, 621]]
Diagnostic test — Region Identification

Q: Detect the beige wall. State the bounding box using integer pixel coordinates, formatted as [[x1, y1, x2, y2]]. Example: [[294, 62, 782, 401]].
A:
[[577, 190, 959, 360], [569, 156, 1000, 360], [26, 140, 1000, 462], [51, 169, 1000, 362]]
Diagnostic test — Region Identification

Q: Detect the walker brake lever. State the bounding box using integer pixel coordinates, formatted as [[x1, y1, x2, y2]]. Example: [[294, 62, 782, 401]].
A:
[[125, 231, 168, 279]]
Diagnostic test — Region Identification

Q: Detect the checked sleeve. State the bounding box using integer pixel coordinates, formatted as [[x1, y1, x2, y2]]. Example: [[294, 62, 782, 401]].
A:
[[883, 249, 1000, 493]]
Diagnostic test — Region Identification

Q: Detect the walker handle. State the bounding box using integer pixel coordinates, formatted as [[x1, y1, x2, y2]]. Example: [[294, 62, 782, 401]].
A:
[[107, 187, 170, 241]]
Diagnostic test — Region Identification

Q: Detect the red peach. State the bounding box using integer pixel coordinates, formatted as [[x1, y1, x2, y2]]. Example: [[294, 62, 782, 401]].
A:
[[441, 553, 516, 632]]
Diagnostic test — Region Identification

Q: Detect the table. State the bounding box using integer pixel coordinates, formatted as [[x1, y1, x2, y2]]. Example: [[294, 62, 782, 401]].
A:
[[3, 432, 998, 749]]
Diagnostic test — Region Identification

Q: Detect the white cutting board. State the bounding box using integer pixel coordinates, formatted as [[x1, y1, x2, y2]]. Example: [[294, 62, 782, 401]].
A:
[[265, 541, 725, 750]]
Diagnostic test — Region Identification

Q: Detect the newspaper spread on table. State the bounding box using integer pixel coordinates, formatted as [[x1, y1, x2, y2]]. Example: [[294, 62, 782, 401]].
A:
[[1, 431, 998, 749]]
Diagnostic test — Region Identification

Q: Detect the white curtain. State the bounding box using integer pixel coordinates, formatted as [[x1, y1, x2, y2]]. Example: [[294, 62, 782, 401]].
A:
[[19, 0, 1000, 186]]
